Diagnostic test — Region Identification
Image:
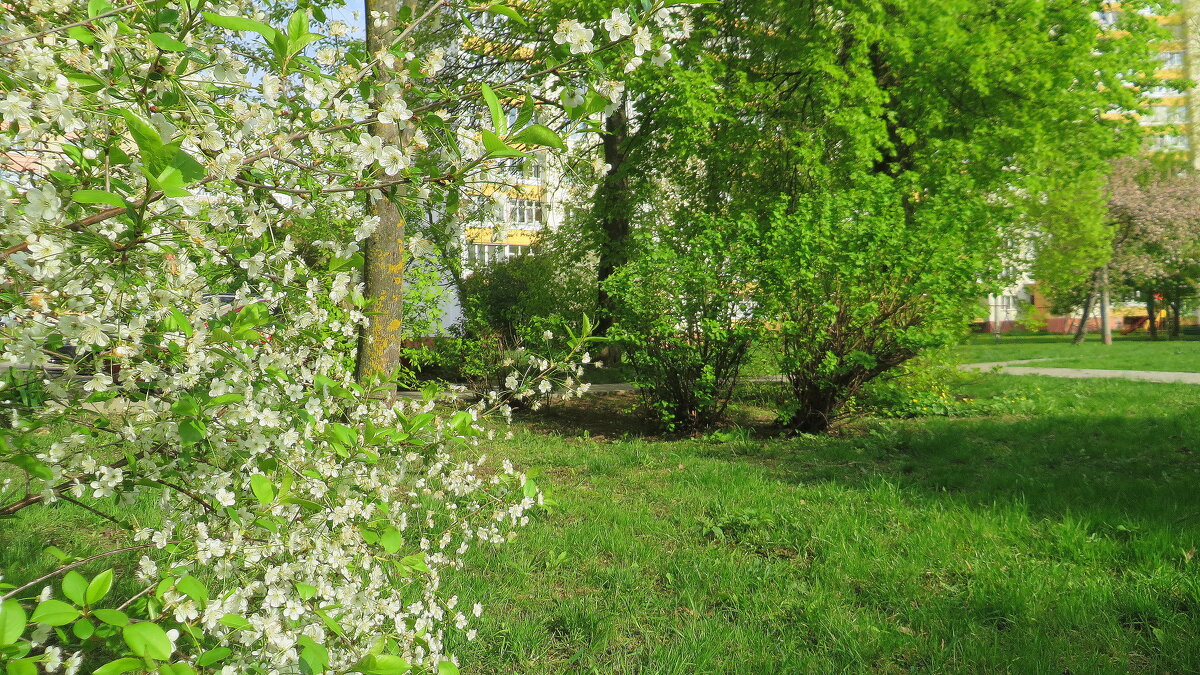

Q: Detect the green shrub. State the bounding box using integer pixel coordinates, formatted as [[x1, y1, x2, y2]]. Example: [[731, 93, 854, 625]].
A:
[[459, 249, 595, 346], [857, 349, 966, 418], [755, 180, 999, 433], [606, 215, 760, 431]]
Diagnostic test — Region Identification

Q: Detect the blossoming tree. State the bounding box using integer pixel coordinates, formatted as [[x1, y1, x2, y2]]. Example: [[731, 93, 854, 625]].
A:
[[0, 0, 688, 672]]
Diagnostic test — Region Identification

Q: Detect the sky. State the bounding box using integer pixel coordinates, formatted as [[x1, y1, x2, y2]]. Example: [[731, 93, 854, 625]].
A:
[[325, 0, 365, 38]]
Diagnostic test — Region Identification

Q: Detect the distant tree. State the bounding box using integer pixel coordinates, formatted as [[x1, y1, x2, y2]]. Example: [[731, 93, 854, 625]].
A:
[[1107, 157, 1200, 339], [1025, 167, 1113, 343]]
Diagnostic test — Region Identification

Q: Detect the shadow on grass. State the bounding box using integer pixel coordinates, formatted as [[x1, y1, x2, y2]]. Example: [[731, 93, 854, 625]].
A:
[[519, 387, 786, 443], [703, 408, 1200, 539]]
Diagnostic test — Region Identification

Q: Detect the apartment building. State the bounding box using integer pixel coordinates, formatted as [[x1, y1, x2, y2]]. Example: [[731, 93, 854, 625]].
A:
[[460, 153, 568, 272]]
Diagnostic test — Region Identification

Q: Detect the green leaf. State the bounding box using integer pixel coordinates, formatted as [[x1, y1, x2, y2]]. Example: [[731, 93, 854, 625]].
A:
[[5, 658, 37, 675], [511, 124, 565, 150], [353, 654, 411, 674], [196, 647, 231, 667], [72, 190, 125, 207], [218, 614, 251, 630], [165, 308, 194, 338], [5, 455, 52, 480], [209, 393, 244, 405], [92, 658, 144, 675], [122, 621, 173, 660], [314, 609, 344, 637], [481, 83, 505, 135], [170, 396, 201, 417], [0, 599, 26, 646], [62, 571, 88, 606], [299, 642, 329, 675], [400, 553, 430, 574], [149, 32, 188, 51], [175, 576, 208, 605], [379, 526, 403, 554], [72, 616, 95, 640], [154, 165, 191, 198], [31, 599, 80, 626], [438, 661, 460, 675], [295, 583, 317, 601], [93, 608, 129, 626], [178, 419, 206, 445], [281, 496, 323, 513], [250, 474, 275, 504], [202, 12, 279, 43], [43, 546, 68, 562], [515, 93, 536, 130], [65, 72, 105, 92], [167, 147, 206, 184], [68, 26, 95, 44], [287, 9, 308, 40], [288, 33, 324, 57], [481, 130, 530, 158], [119, 110, 167, 168], [484, 3, 527, 26], [87, 0, 114, 18], [328, 423, 357, 447]]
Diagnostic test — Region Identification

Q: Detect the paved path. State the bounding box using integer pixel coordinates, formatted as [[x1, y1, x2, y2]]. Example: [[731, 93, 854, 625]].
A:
[[958, 359, 1200, 384]]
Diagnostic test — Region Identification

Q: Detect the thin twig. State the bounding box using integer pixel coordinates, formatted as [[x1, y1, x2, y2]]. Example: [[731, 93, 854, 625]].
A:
[[116, 583, 156, 610], [56, 493, 125, 527], [0, 3, 141, 48], [0, 543, 158, 601]]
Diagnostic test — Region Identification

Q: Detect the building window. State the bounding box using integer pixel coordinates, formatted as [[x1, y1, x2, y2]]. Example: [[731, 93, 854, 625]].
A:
[[1142, 105, 1188, 125], [1157, 51, 1185, 69], [1149, 134, 1190, 151], [492, 158, 544, 183], [1146, 86, 1183, 98], [466, 243, 531, 267], [507, 198, 547, 227]]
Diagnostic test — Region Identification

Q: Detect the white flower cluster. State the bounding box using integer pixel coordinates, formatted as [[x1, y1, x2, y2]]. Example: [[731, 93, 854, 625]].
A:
[[0, 0, 683, 670]]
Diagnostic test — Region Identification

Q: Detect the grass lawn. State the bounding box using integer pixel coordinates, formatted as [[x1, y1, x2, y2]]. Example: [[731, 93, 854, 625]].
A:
[[444, 375, 1200, 673], [5, 374, 1200, 672], [958, 333, 1200, 373]]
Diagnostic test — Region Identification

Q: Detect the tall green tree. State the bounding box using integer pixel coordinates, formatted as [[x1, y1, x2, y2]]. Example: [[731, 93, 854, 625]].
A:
[[600, 0, 1162, 431]]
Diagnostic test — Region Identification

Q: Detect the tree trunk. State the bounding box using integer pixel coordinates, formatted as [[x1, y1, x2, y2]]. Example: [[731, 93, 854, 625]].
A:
[[1147, 293, 1159, 340], [593, 106, 632, 337], [1171, 295, 1183, 339], [785, 382, 842, 434], [356, 0, 407, 382], [1073, 287, 1095, 345], [1099, 266, 1112, 346]]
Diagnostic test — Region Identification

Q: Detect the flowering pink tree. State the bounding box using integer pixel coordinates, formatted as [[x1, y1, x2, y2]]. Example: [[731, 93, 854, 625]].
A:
[[0, 1, 688, 672], [1107, 157, 1200, 339]]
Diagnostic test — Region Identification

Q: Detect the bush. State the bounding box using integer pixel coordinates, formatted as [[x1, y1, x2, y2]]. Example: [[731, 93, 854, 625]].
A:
[[756, 180, 998, 433], [606, 215, 760, 431], [857, 349, 966, 418], [459, 250, 596, 347]]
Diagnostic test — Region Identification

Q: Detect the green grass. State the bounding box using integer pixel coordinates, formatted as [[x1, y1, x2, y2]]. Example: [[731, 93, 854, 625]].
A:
[[5, 375, 1200, 672], [0, 426, 162, 602], [443, 375, 1200, 673], [958, 333, 1200, 373]]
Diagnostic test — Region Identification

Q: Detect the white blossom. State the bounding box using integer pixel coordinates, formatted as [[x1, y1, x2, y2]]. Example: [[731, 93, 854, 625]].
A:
[[602, 9, 634, 41], [554, 20, 595, 54]]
